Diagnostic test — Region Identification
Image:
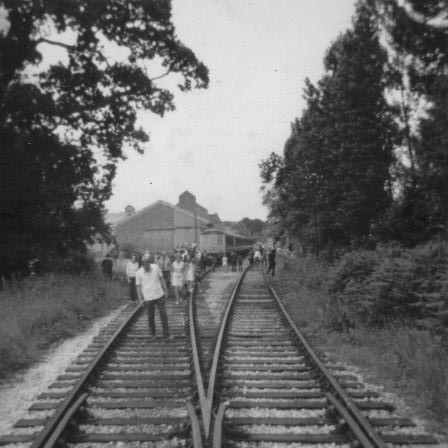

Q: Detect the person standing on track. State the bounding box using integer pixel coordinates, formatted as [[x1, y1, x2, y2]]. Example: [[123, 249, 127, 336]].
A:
[[237, 253, 243, 271], [171, 252, 185, 304], [161, 252, 172, 296], [222, 253, 228, 272], [136, 254, 172, 340], [266, 246, 277, 277], [183, 255, 196, 297], [230, 251, 237, 272], [126, 253, 139, 301]]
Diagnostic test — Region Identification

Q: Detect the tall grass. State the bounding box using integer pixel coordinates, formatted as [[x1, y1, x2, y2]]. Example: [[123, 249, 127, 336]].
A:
[[273, 250, 448, 434], [0, 273, 126, 379]]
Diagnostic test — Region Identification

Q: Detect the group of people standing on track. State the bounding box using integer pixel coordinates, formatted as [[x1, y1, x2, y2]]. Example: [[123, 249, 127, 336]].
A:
[[221, 251, 244, 272], [118, 243, 279, 339], [248, 244, 277, 276], [124, 247, 212, 340], [126, 248, 208, 305]]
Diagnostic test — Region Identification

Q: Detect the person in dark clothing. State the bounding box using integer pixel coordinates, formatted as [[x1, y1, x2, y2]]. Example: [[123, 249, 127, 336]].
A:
[[101, 254, 113, 279], [237, 254, 243, 271], [248, 250, 254, 270], [230, 251, 237, 272], [266, 247, 276, 277]]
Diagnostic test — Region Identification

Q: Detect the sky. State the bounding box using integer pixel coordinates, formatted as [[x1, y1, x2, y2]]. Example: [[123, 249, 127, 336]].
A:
[[4, 1, 358, 221]]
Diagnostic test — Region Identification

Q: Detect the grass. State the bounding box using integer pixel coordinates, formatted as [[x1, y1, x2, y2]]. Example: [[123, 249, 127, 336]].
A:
[[272, 254, 448, 438], [0, 273, 126, 379]]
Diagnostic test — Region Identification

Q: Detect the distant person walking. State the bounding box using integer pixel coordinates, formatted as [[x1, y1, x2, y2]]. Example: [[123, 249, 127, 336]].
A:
[[162, 252, 172, 293], [230, 252, 237, 272], [126, 254, 139, 301], [248, 250, 254, 270], [101, 254, 113, 279], [183, 255, 196, 297], [266, 247, 276, 277], [237, 253, 243, 271], [171, 253, 185, 305], [136, 254, 172, 340], [254, 248, 261, 268], [222, 254, 228, 272]]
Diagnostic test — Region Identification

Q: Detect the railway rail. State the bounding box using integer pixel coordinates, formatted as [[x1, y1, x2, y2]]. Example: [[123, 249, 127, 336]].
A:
[[193, 268, 438, 448], [0, 266, 441, 448], [0, 300, 202, 448]]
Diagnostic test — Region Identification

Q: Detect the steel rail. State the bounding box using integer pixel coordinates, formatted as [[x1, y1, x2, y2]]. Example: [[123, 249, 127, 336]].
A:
[[189, 266, 248, 440], [188, 273, 209, 432], [186, 400, 203, 448], [29, 303, 143, 448], [42, 393, 87, 448], [212, 402, 227, 448], [326, 392, 375, 448], [267, 282, 388, 448]]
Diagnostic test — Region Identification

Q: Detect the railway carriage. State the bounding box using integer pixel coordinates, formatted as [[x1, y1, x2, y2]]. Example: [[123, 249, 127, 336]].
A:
[[200, 228, 253, 254]]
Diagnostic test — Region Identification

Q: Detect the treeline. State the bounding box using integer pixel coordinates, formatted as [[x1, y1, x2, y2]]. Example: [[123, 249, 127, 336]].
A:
[[261, 0, 448, 254]]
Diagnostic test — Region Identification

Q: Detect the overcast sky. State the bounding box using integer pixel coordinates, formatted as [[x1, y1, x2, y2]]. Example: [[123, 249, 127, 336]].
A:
[[7, 1, 358, 221], [107, 0, 357, 221]]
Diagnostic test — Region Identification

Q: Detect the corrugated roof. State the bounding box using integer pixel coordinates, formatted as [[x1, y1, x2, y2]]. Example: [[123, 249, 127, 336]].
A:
[[114, 199, 210, 229]]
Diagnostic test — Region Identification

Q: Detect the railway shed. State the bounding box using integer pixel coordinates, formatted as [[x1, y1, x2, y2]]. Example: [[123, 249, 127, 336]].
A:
[[113, 191, 217, 252]]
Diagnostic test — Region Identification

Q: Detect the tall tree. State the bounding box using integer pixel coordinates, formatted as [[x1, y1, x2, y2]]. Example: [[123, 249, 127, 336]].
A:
[[319, 0, 396, 246], [261, 1, 396, 253], [372, 0, 448, 242], [0, 0, 209, 273]]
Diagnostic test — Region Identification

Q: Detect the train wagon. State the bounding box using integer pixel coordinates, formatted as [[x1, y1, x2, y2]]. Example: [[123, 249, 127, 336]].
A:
[[200, 228, 253, 255]]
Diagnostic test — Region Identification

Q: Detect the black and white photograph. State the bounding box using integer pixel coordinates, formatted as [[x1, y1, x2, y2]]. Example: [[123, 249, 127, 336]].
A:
[[0, 1, 447, 447]]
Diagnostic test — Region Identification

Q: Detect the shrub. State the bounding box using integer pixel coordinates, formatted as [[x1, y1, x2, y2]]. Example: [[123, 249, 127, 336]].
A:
[[327, 241, 448, 331]]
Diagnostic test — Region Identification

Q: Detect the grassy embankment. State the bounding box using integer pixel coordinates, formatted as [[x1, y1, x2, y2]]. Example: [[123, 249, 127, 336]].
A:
[[272, 244, 448, 438], [0, 273, 127, 379]]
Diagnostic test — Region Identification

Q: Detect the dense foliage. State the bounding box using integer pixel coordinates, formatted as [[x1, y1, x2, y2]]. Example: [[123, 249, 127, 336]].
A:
[[261, 0, 448, 252], [327, 242, 448, 335], [0, 0, 209, 274]]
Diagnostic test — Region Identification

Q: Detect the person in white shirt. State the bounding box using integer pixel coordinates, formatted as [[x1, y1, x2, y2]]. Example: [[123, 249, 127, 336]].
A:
[[171, 252, 185, 305], [126, 254, 139, 301], [222, 254, 228, 272], [136, 254, 172, 340], [183, 255, 196, 296]]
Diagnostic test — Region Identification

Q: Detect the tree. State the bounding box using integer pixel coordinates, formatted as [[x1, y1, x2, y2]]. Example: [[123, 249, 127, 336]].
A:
[[318, 1, 396, 246], [261, 1, 396, 254], [0, 1, 209, 274], [372, 0, 448, 242]]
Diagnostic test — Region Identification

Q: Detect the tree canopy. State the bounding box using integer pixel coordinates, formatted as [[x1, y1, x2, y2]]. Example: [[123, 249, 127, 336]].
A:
[[0, 0, 209, 274], [262, 0, 448, 253], [261, 1, 396, 254]]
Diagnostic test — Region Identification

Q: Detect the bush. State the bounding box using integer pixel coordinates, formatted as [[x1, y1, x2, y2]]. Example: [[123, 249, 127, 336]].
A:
[[327, 241, 448, 331]]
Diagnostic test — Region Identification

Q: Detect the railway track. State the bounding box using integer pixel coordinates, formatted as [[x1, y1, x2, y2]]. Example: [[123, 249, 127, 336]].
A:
[[0, 300, 201, 448], [0, 267, 441, 448], [198, 268, 438, 448]]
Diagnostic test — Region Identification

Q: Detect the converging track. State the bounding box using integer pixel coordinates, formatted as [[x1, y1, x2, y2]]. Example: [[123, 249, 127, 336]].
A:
[[0, 267, 441, 448], [0, 300, 201, 448], [202, 269, 437, 448]]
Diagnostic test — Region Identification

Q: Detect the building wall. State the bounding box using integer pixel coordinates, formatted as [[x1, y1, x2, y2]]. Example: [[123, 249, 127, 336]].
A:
[[114, 202, 175, 251], [174, 228, 197, 248], [142, 229, 173, 252]]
